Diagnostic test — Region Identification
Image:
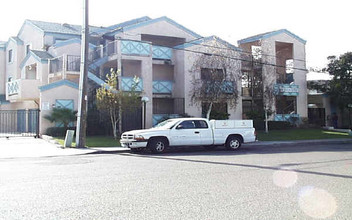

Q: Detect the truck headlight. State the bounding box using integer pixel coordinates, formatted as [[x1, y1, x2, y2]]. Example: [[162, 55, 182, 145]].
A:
[[134, 135, 145, 141]]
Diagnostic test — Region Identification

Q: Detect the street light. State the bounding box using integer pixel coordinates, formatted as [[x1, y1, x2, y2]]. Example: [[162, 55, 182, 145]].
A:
[[141, 96, 149, 129]]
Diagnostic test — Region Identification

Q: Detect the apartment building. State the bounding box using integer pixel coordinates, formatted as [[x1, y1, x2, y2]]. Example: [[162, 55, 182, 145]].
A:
[[0, 17, 307, 136], [238, 29, 308, 122]]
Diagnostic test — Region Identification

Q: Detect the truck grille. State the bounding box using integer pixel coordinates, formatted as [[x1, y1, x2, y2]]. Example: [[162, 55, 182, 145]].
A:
[[122, 134, 134, 140]]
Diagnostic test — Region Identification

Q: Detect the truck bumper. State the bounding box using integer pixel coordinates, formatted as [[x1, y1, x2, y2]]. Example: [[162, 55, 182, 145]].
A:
[[120, 140, 148, 149]]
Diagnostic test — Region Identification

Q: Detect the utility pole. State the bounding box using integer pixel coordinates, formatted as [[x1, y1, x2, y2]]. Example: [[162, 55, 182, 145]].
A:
[[76, 0, 89, 148]]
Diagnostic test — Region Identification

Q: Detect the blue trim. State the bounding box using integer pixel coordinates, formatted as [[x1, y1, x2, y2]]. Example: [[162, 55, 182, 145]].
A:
[[0, 41, 6, 50], [107, 16, 202, 39], [52, 38, 96, 49], [88, 72, 107, 87], [238, 29, 306, 45], [107, 16, 151, 32], [39, 80, 79, 92], [47, 32, 81, 40], [19, 50, 50, 69]]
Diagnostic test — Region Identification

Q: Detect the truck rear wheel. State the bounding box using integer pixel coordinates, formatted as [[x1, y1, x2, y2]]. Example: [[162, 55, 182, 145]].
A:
[[148, 138, 168, 153], [225, 136, 241, 150]]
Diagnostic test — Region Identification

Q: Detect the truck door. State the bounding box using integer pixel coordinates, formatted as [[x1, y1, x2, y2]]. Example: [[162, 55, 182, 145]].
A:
[[169, 120, 201, 146], [194, 120, 213, 145]]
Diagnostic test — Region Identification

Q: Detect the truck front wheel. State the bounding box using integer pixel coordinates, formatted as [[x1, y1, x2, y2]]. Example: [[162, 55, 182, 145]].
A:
[[225, 136, 241, 150], [148, 138, 168, 153]]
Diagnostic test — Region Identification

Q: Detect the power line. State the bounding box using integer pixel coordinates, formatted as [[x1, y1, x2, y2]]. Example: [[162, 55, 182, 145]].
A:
[[90, 38, 308, 72]]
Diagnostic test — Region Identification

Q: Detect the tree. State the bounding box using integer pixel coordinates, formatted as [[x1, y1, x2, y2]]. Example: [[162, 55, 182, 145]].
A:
[[324, 52, 352, 127], [96, 69, 140, 139], [44, 107, 77, 131], [189, 37, 240, 119], [325, 52, 352, 109]]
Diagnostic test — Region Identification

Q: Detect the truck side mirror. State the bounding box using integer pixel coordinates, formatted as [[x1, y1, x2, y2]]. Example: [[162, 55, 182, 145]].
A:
[[176, 124, 184, 129]]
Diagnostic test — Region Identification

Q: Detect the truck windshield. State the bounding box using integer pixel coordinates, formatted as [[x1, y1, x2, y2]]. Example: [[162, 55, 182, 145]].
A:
[[153, 119, 179, 129]]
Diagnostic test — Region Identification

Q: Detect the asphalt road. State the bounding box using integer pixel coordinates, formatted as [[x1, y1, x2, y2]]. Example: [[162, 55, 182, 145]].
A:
[[1, 143, 351, 220]]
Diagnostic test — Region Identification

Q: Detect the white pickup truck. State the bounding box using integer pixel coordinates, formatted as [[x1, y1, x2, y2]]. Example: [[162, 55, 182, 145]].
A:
[[120, 118, 256, 153]]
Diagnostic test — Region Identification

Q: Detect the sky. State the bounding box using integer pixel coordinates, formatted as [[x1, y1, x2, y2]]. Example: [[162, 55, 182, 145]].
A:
[[1, 0, 351, 69]]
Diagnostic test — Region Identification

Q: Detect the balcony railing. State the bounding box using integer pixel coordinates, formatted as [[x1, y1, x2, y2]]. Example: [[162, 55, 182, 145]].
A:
[[152, 46, 172, 60], [274, 114, 300, 123], [121, 77, 143, 92], [7, 80, 20, 95], [203, 81, 235, 94], [6, 79, 40, 100], [66, 55, 81, 72], [153, 80, 173, 94], [121, 40, 150, 56], [273, 84, 299, 96]]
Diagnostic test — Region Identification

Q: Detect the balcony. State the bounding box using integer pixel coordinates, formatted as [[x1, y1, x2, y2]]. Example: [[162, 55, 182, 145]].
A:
[[121, 40, 150, 56], [121, 77, 143, 92], [274, 114, 300, 123], [153, 80, 173, 94], [273, 84, 299, 96], [49, 55, 80, 82], [152, 46, 172, 60], [6, 79, 40, 101]]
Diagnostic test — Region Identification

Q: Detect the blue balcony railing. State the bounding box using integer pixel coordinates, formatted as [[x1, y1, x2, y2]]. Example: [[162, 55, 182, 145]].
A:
[[121, 40, 150, 56], [274, 114, 300, 123], [7, 80, 20, 95], [153, 80, 173, 94], [273, 84, 299, 96], [121, 77, 143, 92], [152, 46, 172, 60], [203, 81, 235, 94]]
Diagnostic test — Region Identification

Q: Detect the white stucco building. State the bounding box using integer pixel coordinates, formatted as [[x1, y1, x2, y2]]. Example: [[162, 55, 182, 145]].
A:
[[0, 17, 308, 135]]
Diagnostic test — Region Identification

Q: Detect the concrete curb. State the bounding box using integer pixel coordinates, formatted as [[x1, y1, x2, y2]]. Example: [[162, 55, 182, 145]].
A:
[[244, 138, 352, 148], [40, 135, 352, 156]]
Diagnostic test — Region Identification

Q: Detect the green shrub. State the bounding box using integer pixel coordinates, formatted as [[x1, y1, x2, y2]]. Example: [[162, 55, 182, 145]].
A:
[[46, 127, 76, 137], [268, 121, 293, 130], [253, 120, 292, 130]]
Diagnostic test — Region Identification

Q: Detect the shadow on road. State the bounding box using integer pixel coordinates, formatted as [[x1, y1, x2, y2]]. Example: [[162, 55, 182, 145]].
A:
[[116, 143, 352, 180]]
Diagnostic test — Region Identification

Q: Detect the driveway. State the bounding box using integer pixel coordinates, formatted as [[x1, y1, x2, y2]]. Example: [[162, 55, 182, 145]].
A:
[[0, 137, 95, 159]]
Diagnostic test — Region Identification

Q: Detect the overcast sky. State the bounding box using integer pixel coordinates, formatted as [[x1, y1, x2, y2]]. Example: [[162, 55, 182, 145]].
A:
[[1, 0, 351, 68]]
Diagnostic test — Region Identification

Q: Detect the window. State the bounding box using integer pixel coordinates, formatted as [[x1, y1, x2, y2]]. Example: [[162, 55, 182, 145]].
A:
[[201, 68, 225, 80], [8, 49, 13, 63], [251, 46, 262, 60], [26, 45, 31, 55], [177, 120, 195, 129], [194, 120, 208, 129]]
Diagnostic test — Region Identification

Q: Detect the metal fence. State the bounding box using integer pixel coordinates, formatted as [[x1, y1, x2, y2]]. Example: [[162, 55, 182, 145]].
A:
[[0, 109, 39, 138]]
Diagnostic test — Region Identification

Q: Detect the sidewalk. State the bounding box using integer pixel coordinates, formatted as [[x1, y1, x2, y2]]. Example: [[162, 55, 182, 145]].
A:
[[0, 137, 98, 159], [1, 137, 351, 159]]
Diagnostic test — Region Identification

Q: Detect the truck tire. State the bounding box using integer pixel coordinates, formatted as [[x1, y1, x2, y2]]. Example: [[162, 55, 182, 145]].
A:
[[225, 136, 241, 150], [148, 138, 168, 153]]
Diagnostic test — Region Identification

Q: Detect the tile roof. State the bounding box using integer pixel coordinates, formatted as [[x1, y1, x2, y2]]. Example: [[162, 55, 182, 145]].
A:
[[104, 16, 202, 39], [175, 35, 240, 51], [27, 20, 110, 36], [31, 50, 53, 60]]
